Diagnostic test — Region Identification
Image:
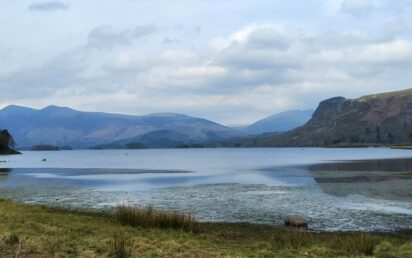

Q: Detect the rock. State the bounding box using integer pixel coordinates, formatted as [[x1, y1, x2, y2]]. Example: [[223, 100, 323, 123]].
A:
[[285, 216, 308, 228]]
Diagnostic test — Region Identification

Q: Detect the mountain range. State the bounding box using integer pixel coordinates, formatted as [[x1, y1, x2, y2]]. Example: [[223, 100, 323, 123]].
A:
[[1, 88, 412, 149], [0, 105, 310, 149]]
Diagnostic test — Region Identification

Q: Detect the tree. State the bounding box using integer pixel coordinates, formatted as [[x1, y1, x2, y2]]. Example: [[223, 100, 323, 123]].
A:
[[375, 126, 381, 142]]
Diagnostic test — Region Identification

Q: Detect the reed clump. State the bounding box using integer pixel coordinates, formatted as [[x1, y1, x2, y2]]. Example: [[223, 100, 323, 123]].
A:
[[115, 203, 196, 231], [108, 231, 133, 258]]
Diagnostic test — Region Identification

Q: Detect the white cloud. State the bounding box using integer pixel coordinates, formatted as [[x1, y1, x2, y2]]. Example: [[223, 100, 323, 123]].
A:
[[28, 1, 69, 11], [341, 0, 375, 16], [87, 25, 157, 49]]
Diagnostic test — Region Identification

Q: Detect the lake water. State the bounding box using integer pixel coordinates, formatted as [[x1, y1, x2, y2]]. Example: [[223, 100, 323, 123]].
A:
[[0, 148, 412, 232]]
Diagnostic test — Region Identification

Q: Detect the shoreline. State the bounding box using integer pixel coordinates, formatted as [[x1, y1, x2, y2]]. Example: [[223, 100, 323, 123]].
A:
[[0, 198, 411, 257]]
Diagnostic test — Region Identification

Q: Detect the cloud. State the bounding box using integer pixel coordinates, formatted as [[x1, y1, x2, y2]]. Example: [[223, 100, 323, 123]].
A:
[[2, 19, 412, 124], [87, 25, 157, 49], [28, 1, 69, 11], [341, 0, 375, 17], [131, 22, 412, 115]]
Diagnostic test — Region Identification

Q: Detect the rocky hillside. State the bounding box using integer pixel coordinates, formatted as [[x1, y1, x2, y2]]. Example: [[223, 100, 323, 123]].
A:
[[250, 88, 412, 147], [0, 130, 20, 154]]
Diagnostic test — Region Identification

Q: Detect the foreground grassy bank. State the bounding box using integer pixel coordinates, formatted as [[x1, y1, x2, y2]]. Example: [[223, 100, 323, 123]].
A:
[[0, 199, 411, 257]]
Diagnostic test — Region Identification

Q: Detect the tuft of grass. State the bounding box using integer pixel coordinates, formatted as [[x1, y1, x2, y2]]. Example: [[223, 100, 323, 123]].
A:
[[108, 230, 133, 258], [271, 229, 315, 249], [4, 234, 19, 245], [115, 203, 196, 231], [330, 232, 379, 256]]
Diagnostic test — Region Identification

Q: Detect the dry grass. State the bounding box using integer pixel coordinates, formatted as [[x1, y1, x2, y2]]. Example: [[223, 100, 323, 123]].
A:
[[115, 203, 196, 231]]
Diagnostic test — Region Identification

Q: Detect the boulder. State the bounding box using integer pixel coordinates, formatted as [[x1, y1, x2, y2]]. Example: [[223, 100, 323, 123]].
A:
[[285, 216, 308, 228]]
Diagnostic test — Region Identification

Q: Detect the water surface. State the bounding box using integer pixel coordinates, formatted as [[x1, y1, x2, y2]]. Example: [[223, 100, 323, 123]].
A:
[[0, 148, 411, 232]]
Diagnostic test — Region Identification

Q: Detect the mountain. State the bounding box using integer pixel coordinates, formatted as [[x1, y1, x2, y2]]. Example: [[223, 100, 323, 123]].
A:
[[246, 88, 412, 147], [0, 130, 20, 155], [0, 105, 240, 148], [243, 110, 314, 135]]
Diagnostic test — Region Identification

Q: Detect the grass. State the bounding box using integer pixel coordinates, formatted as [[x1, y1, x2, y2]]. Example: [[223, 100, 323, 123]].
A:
[[0, 199, 411, 257], [116, 203, 196, 231]]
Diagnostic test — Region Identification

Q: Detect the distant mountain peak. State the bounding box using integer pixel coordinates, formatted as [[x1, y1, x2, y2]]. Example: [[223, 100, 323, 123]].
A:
[[1, 105, 36, 112], [145, 112, 188, 118], [41, 105, 74, 111], [244, 109, 314, 134]]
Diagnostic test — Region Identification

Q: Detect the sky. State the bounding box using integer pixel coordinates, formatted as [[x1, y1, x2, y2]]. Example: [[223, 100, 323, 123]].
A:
[[1, 0, 412, 125]]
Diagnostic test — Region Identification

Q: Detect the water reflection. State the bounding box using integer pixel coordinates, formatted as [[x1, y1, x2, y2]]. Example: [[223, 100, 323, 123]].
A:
[[309, 158, 412, 173], [0, 168, 11, 174], [0, 168, 11, 182], [308, 158, 412, 202]]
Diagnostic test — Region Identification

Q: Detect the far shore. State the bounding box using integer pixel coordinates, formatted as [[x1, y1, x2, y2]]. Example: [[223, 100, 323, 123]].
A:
[[8, 143, 412, 152]]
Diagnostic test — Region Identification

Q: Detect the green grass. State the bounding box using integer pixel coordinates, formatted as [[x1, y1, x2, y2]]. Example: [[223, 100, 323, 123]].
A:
[[0, 199, 411, 257]]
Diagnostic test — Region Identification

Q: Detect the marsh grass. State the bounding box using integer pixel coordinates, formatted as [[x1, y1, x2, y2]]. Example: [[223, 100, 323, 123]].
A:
[[115, 203, 196, 231], [328, 232, 379, 256], [271, 229, 315, 249], [108, 231, 133, 258], [271, 229, 379, 255]]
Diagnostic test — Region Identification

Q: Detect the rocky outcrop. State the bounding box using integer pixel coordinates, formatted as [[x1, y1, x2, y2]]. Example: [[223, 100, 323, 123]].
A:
[[250, 88, 412, 147], [0, 130, 20, 155]]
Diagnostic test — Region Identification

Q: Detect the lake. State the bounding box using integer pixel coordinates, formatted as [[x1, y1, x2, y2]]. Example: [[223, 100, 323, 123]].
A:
[[0, 148, 412, 232]]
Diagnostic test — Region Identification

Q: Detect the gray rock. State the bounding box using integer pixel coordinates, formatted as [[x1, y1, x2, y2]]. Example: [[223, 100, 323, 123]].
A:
[[285, 216, 308, 228]]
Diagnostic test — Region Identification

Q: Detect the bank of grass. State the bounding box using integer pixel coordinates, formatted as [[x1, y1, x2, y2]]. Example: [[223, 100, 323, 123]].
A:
[[0, 199, 411, 257]]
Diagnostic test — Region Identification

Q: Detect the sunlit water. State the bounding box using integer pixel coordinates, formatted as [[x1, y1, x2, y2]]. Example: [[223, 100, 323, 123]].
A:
[[1, 148, 412, 232]]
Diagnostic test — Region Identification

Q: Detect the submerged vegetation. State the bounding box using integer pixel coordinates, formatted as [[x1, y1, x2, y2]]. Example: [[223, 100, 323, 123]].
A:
[[0, 199, 411, 257]]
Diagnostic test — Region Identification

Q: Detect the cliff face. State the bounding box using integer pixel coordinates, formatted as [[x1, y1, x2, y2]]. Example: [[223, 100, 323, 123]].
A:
[[253, 88, 412, 147], [0, 130, 20, 155]]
